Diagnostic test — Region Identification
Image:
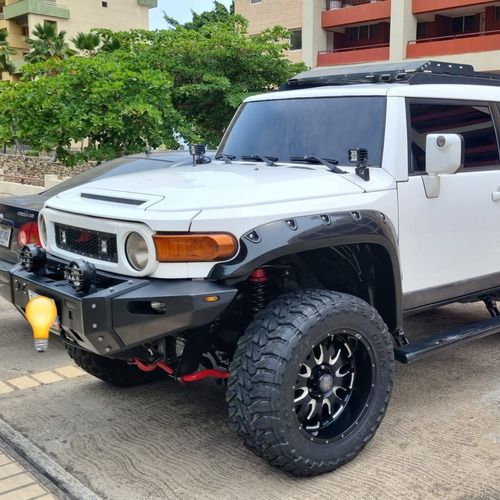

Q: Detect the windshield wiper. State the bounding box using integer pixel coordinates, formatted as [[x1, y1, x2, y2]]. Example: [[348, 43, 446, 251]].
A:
[[241, 154, 277, 166], [289, 156, 345, 174], [215, 153, 235, 164]]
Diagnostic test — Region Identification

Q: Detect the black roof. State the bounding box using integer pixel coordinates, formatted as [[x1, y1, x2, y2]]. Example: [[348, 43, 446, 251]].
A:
[[280, 60, 500, 91]]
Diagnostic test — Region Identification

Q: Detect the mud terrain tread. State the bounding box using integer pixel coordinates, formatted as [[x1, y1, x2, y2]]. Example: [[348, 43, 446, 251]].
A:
[[227, 290, 394, 476], [66, 344, 164, 387]]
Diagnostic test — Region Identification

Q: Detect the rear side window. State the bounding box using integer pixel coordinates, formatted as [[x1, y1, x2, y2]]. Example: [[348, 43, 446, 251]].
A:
[[408, 101, 500, 173]]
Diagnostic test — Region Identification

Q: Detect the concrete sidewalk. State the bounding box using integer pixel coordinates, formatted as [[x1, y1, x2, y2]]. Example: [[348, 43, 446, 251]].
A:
[[0, 446, 56, 500]]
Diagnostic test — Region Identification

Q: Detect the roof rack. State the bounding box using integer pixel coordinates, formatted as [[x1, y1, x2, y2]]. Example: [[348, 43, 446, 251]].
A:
[[279, 60, 500, 91]]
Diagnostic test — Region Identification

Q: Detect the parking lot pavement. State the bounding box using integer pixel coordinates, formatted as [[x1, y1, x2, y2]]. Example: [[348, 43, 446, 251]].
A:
[[0, 296, 499, 500]]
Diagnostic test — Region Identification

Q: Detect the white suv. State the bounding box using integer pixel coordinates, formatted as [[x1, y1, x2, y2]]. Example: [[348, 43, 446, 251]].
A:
[[10, 60, 500, 476]]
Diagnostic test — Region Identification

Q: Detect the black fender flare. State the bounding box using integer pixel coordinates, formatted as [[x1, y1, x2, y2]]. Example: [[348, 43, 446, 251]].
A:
[[209, 210, 402, 331]]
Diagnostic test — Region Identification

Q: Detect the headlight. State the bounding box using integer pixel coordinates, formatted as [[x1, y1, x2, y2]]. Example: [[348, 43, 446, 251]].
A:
[[125, 232, 149, 271]]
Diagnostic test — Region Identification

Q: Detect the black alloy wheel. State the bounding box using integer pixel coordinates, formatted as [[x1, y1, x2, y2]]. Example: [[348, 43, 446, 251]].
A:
[[294, 331, 373, 443]]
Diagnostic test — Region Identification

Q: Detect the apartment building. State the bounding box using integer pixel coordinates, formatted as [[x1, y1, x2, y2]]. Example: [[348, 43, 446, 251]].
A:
[[236, 0, 304, 63], [235, 0, 500, 71], [0, 0, 157, 80]]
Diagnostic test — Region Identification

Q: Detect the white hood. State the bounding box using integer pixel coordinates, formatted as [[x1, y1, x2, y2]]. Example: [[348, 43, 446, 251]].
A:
[[48, 162, 366, 217]]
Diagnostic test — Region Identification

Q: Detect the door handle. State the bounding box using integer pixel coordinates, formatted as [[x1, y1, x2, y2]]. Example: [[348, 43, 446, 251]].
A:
[[492, 191, 500, 202]]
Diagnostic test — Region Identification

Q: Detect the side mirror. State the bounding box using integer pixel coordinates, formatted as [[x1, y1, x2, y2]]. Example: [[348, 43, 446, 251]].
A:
[[423, 134, 464, 198]]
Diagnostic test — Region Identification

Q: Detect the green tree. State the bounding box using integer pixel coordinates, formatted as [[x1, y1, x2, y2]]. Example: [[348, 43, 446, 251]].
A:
[[0, 18, 304, 165], [0, 52, 183, 165], [25, 22, 75, 63], [164, 1, 234, 30], [99, 19, 306, 146], [0, 29, 16, 75], [71, 31, 121, 57]]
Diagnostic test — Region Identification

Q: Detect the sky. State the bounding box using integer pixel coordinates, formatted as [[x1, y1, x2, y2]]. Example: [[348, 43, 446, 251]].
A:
[[149, 0, 233, 31]]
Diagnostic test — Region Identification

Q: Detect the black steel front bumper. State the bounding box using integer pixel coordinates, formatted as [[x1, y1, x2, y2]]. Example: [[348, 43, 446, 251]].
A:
[[10, 262, 237, 356]]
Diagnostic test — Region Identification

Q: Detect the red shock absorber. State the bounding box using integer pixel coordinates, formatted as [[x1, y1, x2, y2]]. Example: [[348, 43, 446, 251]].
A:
[[249, 268, 268, 316]]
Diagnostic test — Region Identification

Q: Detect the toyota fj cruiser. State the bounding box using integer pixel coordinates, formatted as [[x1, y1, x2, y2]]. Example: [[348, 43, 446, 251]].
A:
[[8, 60, 500, 476]]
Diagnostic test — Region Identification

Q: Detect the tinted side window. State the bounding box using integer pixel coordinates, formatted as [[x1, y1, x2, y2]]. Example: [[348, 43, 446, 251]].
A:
[[409, 101, 500, 173]]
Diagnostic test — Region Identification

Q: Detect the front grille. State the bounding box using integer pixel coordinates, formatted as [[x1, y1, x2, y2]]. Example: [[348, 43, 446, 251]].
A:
[[55, 223, 118, 262]]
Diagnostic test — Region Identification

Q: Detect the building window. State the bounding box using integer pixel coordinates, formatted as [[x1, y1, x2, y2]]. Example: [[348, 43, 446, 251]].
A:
[[349, 24, 379, 41], [495, 7, 500, 24], [290, 29, 302, 51], [250, 0, 261, 4], [102, 1, 108, 7], [451, 15, 477, 34], [44, 20, 57, 32]]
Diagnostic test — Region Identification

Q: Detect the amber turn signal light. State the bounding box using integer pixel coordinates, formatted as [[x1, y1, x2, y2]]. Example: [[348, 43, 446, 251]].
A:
[[153, 233, 237, 262]]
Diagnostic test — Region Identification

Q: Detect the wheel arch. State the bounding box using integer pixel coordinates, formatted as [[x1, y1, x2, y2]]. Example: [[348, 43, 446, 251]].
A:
[[210, 210, 402, 333]]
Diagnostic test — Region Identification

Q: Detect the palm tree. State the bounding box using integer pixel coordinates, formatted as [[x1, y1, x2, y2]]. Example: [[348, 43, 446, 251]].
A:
[[71, 32, 101, 57], [0, 29, 16, 75], [25, 22, 75, 63], [99, 33, 121, 53]]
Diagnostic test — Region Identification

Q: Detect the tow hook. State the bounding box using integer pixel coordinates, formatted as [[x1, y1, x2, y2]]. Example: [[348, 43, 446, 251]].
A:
[[128, 358, 229, 384]]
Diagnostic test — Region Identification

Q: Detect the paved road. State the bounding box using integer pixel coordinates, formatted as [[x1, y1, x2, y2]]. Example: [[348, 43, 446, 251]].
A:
[[0, 296, 499, 499]]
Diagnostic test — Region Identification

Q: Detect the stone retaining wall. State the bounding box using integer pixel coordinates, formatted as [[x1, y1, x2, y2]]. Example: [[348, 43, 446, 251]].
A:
[[0, 154, 95, 181]]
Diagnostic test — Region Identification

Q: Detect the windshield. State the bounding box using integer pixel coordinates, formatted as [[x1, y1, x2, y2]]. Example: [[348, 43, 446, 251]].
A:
[[218, 96, 386, 166]]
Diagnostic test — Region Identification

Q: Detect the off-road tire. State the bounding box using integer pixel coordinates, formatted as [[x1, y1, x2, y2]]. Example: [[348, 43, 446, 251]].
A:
[[227, 290, 394, 476], [66, 344, 165, 387]]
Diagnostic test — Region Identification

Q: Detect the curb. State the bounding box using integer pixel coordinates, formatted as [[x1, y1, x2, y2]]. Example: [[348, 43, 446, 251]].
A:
[[0, 418, 101, 500]]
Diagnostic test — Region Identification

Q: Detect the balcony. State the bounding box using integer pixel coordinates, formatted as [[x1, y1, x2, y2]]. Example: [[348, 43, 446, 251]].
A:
[[326, 0, 385, 8], [137, 0, 158, 6], [413, 0, 496, 15], [3, 0, 70, 21], [323, 0, 390, 28], [407, 29, 500, 58], [12, 56, 26, 73], [318, 43, 389, 66]]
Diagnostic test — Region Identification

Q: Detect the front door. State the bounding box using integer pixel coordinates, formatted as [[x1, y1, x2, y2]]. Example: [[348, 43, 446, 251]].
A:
[[397, 99, 500, 310]]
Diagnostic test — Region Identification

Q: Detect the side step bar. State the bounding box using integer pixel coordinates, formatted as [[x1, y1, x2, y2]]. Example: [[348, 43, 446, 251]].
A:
[[394, 314, 500, 363]]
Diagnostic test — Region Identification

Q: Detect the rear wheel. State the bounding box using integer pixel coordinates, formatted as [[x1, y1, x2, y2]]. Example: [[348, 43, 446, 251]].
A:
[[227, 290, 394, 476], [66, 344, 165, 387]]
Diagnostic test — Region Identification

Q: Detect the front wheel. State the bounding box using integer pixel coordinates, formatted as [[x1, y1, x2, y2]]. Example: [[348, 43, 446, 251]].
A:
[[227, 290, 394, 476]]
